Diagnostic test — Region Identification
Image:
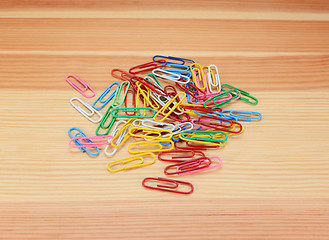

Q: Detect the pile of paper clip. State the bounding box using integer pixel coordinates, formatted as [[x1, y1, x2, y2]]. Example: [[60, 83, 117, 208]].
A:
[[67, 55, 262, 195]]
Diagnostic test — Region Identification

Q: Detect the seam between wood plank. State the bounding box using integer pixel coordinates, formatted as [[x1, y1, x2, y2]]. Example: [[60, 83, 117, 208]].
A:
[[0, 50, 327, 57], [1, 10, 329, 21]]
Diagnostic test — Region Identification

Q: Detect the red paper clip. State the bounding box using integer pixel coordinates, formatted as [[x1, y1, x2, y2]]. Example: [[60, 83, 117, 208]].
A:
[[112, 69, 135, 81], [174, 140, 219, 150], [196, 116, 243, 134], [142, 177, 194, 194], [164, 157, 211, 175], [180, 105, 222, 114], [164, 156, 222, 176], [129, 60, 167, 74], [158, 150, 205, 162]]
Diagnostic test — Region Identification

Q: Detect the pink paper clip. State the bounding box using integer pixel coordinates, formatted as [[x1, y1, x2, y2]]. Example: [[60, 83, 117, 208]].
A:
[[69, 135, 113, 148], [66, 75, 95, 98]]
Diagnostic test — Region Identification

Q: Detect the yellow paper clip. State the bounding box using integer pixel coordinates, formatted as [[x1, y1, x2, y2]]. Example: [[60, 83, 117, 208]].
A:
[[128, 140, 174, 154], [128, 127, 173, 140], [136, 84, 150, 116], [136, 82, 160, 110], [153, 92, 186, 122], [190, 63, 207, 90], [107, 152, 156, 172]]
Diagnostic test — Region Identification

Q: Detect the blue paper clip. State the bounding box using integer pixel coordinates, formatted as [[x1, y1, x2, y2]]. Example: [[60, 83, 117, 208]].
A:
[[163, 63, 190, 70], [153, 55, 185, 65], [92, 82, 120, 110], [168, 56, 195, 64], [221, 110, 262, 121], [68, 127, 100, 156], [212, 113, 238, 122]]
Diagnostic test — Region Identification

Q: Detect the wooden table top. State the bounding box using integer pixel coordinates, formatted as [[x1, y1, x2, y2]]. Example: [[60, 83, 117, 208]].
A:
[[1, 1, 329, 239]]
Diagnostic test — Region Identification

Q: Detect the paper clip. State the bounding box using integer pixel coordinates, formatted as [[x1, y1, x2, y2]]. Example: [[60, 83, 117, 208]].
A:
[[164, 156, 222, 176], [128, 139, 174, 154], [128, 127, 173, 140], [104, 120, 127, 157], [111, 80, 130, 108], [134, 76, 167, 97], [181, 130, 228, 143], [174, 140, 219, 150], [152, 69, 190, 84], [70, 97, 102, 123], [129, 60, 167, 74], [68, 127, 100, 156], [153, 92, 186, 122], [190, 63, 207, 90], [92, 82, 120, 110], [221, 84, 258, 105], [96, 106, 117, 136], [66, 75, 95, 98], [221, 110, 262, 121], [153, 55, 185, 65], [196, 116, 244, 134], [142, 177, 194, 194], [161, 62, 190, 71], [111, 68, 135, 81], [207, 65, 221, 93], [203, 89, 240, 108], [124, 89, 137, 115], [158, 150, 205, 162], [69, 135, 113, 148], [107, 152, 156, 172], [171, 122, 194, 136], [110, 122, 133, 148], [132, 119, 175, 131], [166, 69, 192, 79], [110, 107, 156, 118], [135, 82, 161, 109]]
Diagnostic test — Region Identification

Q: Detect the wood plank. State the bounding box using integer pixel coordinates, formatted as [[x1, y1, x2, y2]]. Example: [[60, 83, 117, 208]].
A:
[[1, 1, 329, 239], [0, 90, 328, 201], [1, 0, 329, 13], [1, 54, 328, 90], [0, 199, 329, 240], [0, 19, 329, 53]]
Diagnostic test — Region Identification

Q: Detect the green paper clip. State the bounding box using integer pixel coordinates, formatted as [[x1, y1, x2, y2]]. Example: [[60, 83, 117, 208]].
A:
[[204, 89, 240, 108], [146, 73, 162, 89], [181, 130, 228, 143], [221, 84, 258, 105], [111, 81, 130, 108], [110, 107, 156, 118]]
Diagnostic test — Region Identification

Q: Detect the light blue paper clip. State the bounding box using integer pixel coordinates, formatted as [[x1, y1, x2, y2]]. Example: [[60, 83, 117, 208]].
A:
[[68, 127, 100, 156], [221, 110, 262, 121], [163, 63, 190, 70], [92, 82, 120, 110]]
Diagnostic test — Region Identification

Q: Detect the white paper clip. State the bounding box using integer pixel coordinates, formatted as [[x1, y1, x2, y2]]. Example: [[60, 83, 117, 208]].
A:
[[133, 119, 175, 131], [208, 64, 221, 93], [152, 69, 190, 84], [70, 97, 102, 123], [104, 120, 127, 157]]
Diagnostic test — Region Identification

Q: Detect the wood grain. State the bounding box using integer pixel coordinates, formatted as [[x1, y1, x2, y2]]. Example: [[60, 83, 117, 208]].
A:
[[0, 1, 329, 239]]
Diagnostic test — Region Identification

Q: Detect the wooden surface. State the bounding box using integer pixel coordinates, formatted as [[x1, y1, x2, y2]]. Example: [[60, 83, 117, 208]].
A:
[[1, 1, 329, 239]]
